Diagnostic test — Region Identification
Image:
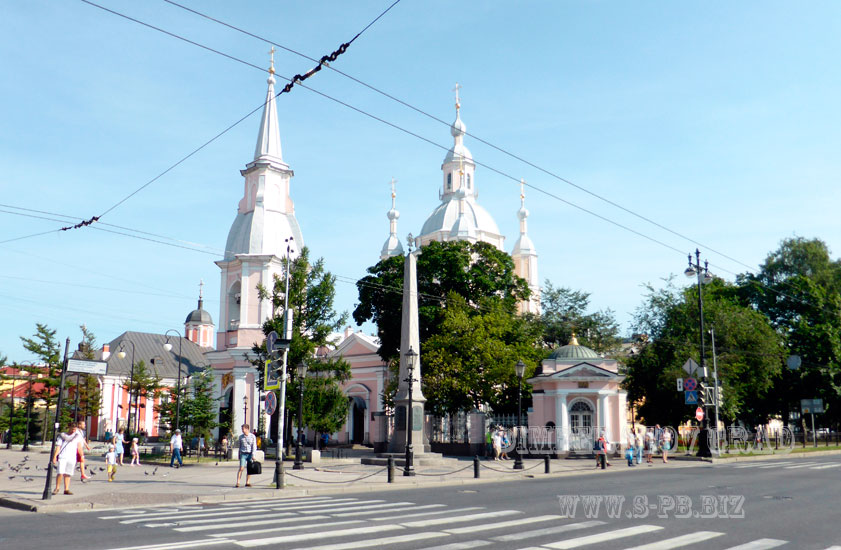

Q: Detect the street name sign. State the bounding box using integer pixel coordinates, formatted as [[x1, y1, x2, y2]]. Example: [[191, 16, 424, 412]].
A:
[[801, 398, 824, 414], [66, 359, 107, 375]]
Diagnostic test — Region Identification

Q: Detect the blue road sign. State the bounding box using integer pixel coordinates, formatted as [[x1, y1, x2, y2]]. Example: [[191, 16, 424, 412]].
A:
[[685, 390, 698, 405], [683, 377, 697, 391]]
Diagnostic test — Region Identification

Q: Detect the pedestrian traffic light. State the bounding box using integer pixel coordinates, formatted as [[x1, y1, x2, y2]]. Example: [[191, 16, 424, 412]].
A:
[[698, 381, 707, 410]]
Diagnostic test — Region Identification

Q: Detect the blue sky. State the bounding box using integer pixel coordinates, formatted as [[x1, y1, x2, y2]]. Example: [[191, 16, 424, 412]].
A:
[[2, 1, 840, 361]]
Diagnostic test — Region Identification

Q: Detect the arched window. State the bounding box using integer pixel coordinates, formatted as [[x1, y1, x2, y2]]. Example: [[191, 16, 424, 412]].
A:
[[447, 173, 452, 190], [467, 174, 471, 188], [570, 401, 593, 412], [228, 280, 241, 329]]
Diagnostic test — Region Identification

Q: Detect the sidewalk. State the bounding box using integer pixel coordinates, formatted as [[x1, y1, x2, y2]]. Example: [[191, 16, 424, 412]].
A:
[[0, 447, 703, 513]]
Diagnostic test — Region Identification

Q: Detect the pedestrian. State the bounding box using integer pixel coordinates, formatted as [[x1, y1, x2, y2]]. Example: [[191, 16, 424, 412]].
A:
[[198, 435, 206, 457], [105, 445, 117, 482], [645, 427, 655, 464], [235, 424, 257, 488], [52, 422, 83, 495], [130, 437, 140, 466], [635, 427, 644, 465], [625, 430, 635, 466], [492, 428, 502, 460], [113, 427, 127, 466], [76, 420, 92, 482], [170, 429, 183, 468], [485, 427, 493, 458], [594, 431, 608, 469], [661, 428, 672, 463], [500, 428, 510, 460]]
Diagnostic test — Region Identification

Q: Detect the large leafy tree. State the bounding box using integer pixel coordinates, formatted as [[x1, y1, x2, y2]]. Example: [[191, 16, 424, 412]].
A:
[[624, 278, 783, 427], [540, 282, 622, 353], [178, 366, 220, 446], [252, 247, 351, 444], [71, 325, 103, 424], [124, 360, 161, 434], [20, 324, 61, 440], [738, 237, 841, 425]]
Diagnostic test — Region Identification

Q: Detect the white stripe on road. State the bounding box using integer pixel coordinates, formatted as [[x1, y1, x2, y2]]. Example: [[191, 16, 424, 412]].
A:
[[493, 521, 605, 542], [543, 525, 664, 549], [161, 511, 298, 531], [205, 519, 362, 537], [415, 542, 492, 550], [267, 498, 371, 510], [104, 539, 233, 550], [235, 525, 403, 547], [733, 463, 771, 468], [332, 504, 445, 517], [99, 508, 187, 519], [122, 507, 273, 524], [401, 510, 520, 528], [810, 463, 841, 470], [299, 501, 411, 514], [216, 496, 335, 506], [757, 462, 794, 469], [286, 532, 448, 550], [623, 531, 724, 549], [722, 539, 788, 550], [371, 507, 484, 521], [783, 462, 820, 469], [444, 514, 563, 535]]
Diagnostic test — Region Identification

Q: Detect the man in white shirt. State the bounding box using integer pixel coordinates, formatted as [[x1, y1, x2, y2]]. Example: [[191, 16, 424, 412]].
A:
[[170, 428, 183, 468], [52, 422, 83, 495]]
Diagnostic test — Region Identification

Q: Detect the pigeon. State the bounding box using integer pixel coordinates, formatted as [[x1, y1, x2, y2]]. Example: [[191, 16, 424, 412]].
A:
[[23, 477, 33, 482], [144, 470, 150, 476], [88, 470, 96, 477], [99, 467, 106, 472], [152, 467, 158, 476], [22, 455, 29, 462], [8, 476, 15, 480]]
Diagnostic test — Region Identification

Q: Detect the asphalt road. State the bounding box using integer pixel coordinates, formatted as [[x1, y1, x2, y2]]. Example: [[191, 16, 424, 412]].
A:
[[2, 455, 840, 550]]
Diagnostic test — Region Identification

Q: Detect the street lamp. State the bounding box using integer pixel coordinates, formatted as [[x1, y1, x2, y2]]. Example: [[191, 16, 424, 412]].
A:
[[117, 340, 137, 434], [163, 330, 183, 433], [403, 347, 418, 477], [293, 361, 308, 470], [684, 249, 713, 454], [243, 395, 248, 423], [513, 360, 526, 470]]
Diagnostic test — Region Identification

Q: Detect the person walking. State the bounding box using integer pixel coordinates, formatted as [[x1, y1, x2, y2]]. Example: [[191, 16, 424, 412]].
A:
[[485, 428, 493, 458], [130, 437, 140, 466], [76, 420, 92, 482], [52, 422, 83, 495], [625, 431, 636, 467], [113, 427, 127, 466], [594, 431, 608, 469], [170, 428, 183, 468], [235, 424, 257, 488], [491, 428, 502, 460], [661, 428, 672, 463], [499, 428, 510, 460], [635, 427, 644, 465], [105, 445, 117, 482], [645, 427, 655, 464]]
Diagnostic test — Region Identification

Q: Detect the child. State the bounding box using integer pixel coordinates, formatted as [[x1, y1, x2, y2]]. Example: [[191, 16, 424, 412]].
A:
[[130, 437, 140, 466], [106, 445, 117, 482]]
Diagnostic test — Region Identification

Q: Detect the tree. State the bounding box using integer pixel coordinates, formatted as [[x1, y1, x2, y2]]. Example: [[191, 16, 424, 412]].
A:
[[252, 247, 351, 444], [178, 366, 219, 446], [354, 240, 531, 362], [19, 324, 61, 440], [540, 282, 622, 353], [124, 360, 161, 435], [623, 278, 783, 427], [72, 325, 102, 423]]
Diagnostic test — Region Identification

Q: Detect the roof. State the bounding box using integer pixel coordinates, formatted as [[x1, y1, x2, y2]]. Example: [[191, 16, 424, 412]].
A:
[[419, 196, 502, 243], [549, 343, 601, 361], [185, 307, 214, 326], [223, 210, 304, 261], [74, 331, 211, 379]]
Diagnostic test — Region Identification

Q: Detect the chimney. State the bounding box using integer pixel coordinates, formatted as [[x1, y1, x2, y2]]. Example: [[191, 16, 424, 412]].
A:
[[102, 344, 111, 361], [344, 326, 353, 338]]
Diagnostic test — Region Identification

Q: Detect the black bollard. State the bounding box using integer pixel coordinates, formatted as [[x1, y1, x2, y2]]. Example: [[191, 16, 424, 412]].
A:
[[544, 455, 550, 474], [387, 457, 395, 483], [473, 455, 480, 478]]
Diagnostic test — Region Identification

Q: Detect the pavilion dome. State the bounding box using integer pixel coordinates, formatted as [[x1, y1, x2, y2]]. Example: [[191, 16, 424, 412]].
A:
[[549, 334, 600, 360]]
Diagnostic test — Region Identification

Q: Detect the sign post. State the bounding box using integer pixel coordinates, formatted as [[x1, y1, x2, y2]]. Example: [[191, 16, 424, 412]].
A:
[[801, 398, 824, 447], [42, 337, 70, 500]]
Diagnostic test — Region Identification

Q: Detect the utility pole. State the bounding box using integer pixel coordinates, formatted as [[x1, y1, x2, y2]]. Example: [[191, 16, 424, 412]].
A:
[[43, 338, 70, 500]]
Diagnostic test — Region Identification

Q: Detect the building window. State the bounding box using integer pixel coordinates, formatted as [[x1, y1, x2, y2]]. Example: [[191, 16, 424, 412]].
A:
[[467, 174, 471, 188], [447, 173, 452, 190]]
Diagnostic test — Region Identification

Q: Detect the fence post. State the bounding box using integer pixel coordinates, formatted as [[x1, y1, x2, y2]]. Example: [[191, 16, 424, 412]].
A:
[[544, 455, 550, 474], [473, 455, 480, 478], [387, 457, 394, 483]]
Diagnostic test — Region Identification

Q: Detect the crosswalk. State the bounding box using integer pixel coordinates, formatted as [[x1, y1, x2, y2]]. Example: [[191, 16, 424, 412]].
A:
[[89, 495, 833, 550], [723, 459, 841, 471]]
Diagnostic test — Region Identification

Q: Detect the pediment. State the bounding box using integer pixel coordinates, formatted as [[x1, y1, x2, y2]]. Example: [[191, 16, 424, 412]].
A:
[[554, 362, 618, 378]]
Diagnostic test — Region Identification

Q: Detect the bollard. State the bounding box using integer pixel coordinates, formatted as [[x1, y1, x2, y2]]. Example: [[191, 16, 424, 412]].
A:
[[473, 455, 480, 478], [387, 457, 395, 483], [600, 453, 606, 470], [544, 455, 550, 474]]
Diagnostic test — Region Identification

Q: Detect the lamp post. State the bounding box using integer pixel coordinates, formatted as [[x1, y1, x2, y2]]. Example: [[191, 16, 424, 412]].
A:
[[684, 249, 714, 459], [243, 395, 248, 424], [513, 360, 526, 470], [293, 361, 308, 470], [163, 330, 184, 433], [20, 362, 35, 452], [5, 369, 17, 449], [117, 340, 137, 434], [403, 347, 418, 477]]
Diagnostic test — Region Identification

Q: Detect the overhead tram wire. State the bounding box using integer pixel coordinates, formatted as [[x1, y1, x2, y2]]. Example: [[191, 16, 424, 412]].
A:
[[162, 0, 760, 277], [79, 0, 400, 221]]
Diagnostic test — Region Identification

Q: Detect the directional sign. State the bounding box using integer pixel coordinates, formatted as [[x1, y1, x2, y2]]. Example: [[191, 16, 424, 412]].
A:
[[676, 378, 684, 391], [266, 331, 278, 356], [67, 359, 107, 375], [683, 377, 697, 391], [695, 407, 705, 421], [684, 390, 698, 405], [264, 360, 280, 390], [265, 391, 277, 416], [683, 358, 700, 376], [801, 398, 824, 414]]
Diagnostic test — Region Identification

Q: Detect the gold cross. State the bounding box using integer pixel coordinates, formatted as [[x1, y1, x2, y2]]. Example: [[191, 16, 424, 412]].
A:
[[268, 45, 275, 74], [453, 82, 462, 109]]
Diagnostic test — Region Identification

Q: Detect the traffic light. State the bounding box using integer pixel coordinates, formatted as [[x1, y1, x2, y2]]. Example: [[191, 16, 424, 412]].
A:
[[698, 381, 707, 410]]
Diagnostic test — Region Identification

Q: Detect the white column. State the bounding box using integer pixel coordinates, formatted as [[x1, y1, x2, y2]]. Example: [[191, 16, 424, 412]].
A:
[[599, 394, 610, 444], [232, 369, 248, 432], [618, 391, 628, 440], [556, 392, 569, 451]]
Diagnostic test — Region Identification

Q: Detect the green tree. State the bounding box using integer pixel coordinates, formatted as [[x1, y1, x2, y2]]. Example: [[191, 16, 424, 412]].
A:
[[178, 366, 219, 446], [72, 325, 102, 423], [19, 324, 61, 440], [738, 237, 841, 425], [624, 278, 783, 427], [540, 282, 622, 353], [124, 360, 161, 435]]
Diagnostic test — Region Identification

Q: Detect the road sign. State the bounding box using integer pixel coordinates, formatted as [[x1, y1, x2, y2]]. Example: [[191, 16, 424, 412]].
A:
[[684, 390, 698, 405], [683, 358, 699, 376], [67, 359, 107, 375], [683, 377, 697, 391], [264, 360, 280, 390], [787, 355, 801, 370], [695, 407, 705, 421], [801, 398, 824, 414], [265, 391, 277, 416], [267, 331, 278, 355], [676, 378, 684, 391]]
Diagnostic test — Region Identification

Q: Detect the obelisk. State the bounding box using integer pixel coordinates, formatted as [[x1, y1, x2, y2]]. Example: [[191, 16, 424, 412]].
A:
[[390, 237, 428, 453]]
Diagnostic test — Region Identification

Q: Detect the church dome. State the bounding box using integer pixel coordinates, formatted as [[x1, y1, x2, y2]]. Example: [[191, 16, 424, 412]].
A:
[[185, 307, 214, 326], [420, 197, 501, 242], [549, 335, 600, 360]]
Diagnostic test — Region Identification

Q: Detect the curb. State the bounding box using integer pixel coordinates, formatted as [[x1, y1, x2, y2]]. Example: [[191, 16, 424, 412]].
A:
[[709, 448, 841, 463]]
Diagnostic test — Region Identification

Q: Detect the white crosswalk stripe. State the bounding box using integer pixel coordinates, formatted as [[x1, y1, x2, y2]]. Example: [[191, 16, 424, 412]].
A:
[[443, 514, 563, 534], [286, 532, 449, 550], [722, 539, 788, 549], [400, 510, 521, 528], [206, 519, 363, 537], [757, 462, 795, 468], [165, 511, 312, 532], [623, 531, 724, 549], [542, 524, 664, 549], [416, 542, 493, 550], [810, 463, 841, 469], [121, 507, 275, 524], [783, 462, 821, 469], [370, 506, 484, 521], [333, 503, 445, 517], [298, 500, 410, 514], [234, 524, 405, 547], [493, 520, 606, 542]]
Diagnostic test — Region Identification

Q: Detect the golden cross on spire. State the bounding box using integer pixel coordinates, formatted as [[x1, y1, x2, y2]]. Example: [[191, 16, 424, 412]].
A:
[[268, 45, 276, 74], [199, 279, 204, 300], [389, 177, 397, 199], [520, 178, 526, 201], [453, 82, 462, 110]]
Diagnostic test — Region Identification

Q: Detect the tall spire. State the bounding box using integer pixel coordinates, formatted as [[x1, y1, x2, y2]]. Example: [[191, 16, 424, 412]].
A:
[[198, 279, 204, 310], [380, 178, 404, 260], [518, 178, 528, 235], [252, 46, 285, 166], [512, 178, 540, 314]]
